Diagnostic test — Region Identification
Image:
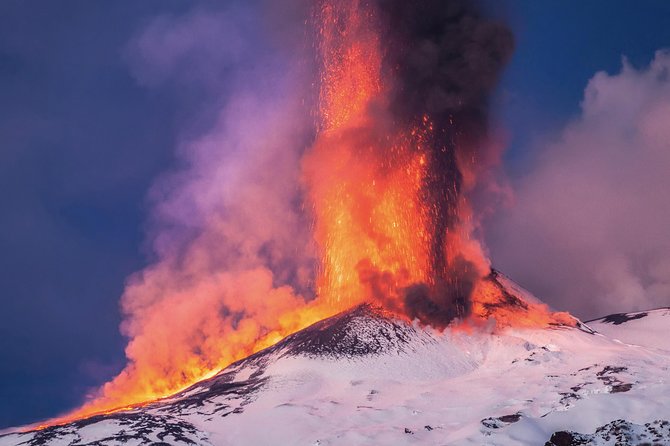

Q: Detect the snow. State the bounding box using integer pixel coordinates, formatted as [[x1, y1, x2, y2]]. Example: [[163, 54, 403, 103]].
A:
[[2, 281, 670, 446], [588, 308, 670, 352]]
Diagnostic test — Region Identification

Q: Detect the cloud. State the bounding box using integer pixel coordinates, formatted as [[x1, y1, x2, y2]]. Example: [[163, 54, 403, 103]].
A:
[[486, 50, 670, 318], [125, 9, 246, 88]]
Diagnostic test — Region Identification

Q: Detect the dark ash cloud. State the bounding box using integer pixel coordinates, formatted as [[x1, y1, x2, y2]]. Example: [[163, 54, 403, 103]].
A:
[[377, 0, 513, 322]]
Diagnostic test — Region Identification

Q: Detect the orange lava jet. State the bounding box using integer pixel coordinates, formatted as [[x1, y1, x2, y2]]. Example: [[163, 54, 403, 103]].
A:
[[304, 0, 430, 310], [304, 0, 504, 326]]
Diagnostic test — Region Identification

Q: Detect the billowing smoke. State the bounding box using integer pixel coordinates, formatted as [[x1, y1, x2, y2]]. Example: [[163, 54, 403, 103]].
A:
[[65, 1, 332, 419], [487, 51, 670, 319], [378, 0, 514, 323]]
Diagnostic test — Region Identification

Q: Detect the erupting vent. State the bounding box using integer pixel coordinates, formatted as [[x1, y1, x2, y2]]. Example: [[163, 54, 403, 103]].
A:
[[35, 0, 575, 429]]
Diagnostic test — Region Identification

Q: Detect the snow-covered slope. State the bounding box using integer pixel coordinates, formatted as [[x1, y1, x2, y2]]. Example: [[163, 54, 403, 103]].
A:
[[3, 276, 670, 446], [588, 308, 670, 352]]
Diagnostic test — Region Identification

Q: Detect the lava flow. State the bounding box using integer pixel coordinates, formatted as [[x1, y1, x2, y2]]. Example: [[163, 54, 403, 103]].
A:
[[36, 0, 573, 430]]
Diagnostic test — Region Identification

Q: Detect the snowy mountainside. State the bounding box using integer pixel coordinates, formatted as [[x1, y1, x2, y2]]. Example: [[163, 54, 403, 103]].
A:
[[2, 275, 670, 446], [588, 308, 670, 352]]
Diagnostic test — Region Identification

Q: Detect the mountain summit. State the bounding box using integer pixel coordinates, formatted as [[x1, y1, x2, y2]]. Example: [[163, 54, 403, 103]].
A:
[[2, 274, 670, 445]]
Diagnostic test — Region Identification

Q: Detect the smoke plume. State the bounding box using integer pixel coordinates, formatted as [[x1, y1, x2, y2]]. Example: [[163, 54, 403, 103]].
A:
[[64, 1, 331, 418], [487, 51, 670, 318], [379, 0, 514, 323]]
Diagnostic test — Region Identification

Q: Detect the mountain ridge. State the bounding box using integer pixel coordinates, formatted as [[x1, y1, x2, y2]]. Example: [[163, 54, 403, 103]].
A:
[[2, 274, 670, 445]]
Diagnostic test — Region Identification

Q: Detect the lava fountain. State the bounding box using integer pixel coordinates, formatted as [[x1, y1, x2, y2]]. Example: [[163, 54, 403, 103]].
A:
[[305, 0, 522, 327]]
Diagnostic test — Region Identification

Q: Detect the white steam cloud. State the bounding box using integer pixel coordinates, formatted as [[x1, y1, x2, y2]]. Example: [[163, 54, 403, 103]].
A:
[[487, 50, 670, 318]]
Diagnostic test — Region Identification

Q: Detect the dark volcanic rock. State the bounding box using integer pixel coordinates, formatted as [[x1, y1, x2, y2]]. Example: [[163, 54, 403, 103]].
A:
[[597, 312, 648, 325], [481, 270, 529, 317], [596, 365, 634, 394], [545, 430, 589, 446], [279, 304, 430, 357], [545, 419, 670, 445], [3, 412, 210, 446], [481, 412, 522, 429]]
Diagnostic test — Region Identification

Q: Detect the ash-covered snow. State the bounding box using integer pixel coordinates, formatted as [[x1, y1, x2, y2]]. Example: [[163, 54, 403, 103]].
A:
[[2, 275, 669, 446]]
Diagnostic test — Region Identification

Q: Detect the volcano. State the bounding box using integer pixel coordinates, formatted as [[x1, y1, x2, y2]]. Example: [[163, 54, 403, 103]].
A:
[[2, 272, 670, 446]]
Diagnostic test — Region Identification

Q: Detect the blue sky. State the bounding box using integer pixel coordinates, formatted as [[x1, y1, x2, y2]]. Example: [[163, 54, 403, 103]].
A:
[[491, 1, 670, 165], [1, 0, 669, 429]]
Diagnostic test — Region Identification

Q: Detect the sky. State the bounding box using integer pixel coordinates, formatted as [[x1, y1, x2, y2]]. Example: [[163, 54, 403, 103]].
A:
[[1, 0, 669, 429]]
